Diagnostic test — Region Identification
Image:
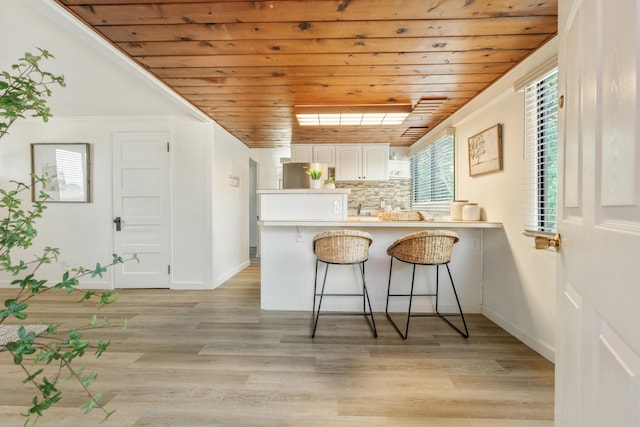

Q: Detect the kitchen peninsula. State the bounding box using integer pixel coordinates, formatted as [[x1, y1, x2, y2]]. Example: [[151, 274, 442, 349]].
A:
[[257, 189, 502, 314]]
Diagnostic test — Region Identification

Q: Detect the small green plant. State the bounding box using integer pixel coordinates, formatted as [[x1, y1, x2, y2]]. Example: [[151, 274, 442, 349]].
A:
[[305, 169, 322, 180], [324, 177, 335, 184]]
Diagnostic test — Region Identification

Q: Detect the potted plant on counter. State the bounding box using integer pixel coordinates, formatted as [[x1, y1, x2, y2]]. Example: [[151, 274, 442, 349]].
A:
[[306, 169, 323, 189], [323, 177, 335, 189]]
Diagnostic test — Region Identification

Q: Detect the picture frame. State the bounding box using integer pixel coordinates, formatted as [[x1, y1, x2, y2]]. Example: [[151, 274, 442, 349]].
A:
[[468, 124, 503, 176], [229, 159, 240, 187], [30, 143, 90, 203]]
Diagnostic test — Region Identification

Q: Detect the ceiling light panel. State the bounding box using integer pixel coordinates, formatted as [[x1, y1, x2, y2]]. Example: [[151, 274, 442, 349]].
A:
[[295, 105, 411, 127]]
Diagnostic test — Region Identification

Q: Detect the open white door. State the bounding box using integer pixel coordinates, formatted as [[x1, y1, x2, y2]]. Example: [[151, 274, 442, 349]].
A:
[[112, 132, 170, 288], [556, 0, 640, 425]]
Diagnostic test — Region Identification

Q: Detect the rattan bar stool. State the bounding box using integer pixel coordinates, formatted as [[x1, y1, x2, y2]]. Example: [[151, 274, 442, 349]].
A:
[[312, 229, 377, 338], [385, 230, 469, 339]]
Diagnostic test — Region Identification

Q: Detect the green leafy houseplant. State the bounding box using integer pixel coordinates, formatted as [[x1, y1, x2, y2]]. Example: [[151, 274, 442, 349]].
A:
[[0, 49, 134, 425], [324, 177, 335, 184], [305, 169, 322, 180], [0, 49, 65, 139]]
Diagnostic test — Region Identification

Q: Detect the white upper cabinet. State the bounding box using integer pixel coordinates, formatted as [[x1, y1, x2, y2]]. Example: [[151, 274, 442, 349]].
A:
[[290, 144, 313, 163], [335, 145, 361, 180], [313, 145, 335, 167], [362, 144, 389, 180], [335, 144, 389, 181], [290, 144, 335, 167]]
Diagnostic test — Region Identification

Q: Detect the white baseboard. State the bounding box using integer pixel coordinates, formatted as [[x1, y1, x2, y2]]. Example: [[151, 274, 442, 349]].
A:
[[482, 306, 555, 363], [215, 260, 250, 288], [170, 281, 209, 290]]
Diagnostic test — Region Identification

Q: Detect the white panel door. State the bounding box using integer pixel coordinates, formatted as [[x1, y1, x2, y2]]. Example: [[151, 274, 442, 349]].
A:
[[557, 0, 640, 425], [112, 132, 170, 288]]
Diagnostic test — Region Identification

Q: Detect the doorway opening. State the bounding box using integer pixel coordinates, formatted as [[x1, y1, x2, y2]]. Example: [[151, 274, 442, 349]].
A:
[[249, 158, 259, 266]]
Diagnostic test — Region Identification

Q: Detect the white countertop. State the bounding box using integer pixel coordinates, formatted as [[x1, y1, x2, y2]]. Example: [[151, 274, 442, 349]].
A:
[[257, 189, 351, 194], [259, 217, 502, 228]]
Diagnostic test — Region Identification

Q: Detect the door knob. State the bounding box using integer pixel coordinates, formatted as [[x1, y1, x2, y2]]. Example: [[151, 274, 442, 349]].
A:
[[534, 234, 561, 251], [113, 216, 122, 231], [523, 230, 562, 252]]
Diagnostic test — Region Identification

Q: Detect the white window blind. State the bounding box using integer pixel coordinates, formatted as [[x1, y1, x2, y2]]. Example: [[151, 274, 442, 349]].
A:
[[411, 130, 455, 211], [523, 68, 558, 233]]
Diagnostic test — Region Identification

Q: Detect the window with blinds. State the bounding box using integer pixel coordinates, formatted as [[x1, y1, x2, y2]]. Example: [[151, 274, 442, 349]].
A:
[[411, 130, 455, 211], [523, 68, 558, 233]]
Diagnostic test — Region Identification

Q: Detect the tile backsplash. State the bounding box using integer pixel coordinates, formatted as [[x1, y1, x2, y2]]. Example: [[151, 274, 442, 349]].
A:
[[336, 179, 411, 211]]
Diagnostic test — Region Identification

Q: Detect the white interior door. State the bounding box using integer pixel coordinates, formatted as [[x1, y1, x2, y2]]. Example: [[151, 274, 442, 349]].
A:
[[112, 132, 170, 288], [556, 0, 640, 425]]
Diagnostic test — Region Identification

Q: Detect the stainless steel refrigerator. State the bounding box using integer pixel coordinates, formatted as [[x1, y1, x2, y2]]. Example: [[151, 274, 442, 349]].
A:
[[282, 162, 329, 189]]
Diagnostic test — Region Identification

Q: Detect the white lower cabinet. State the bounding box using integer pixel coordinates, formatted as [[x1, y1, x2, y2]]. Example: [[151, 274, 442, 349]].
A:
[[335, 144, 388, 181]]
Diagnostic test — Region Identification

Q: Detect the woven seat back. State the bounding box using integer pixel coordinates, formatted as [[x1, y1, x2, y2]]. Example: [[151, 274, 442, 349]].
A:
[[313, 229, 373, 264], [386, 230, 459, 264]]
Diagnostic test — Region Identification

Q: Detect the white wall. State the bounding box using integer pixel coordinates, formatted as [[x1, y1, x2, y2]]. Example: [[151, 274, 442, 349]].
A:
[[171, 122, 214, 289], [414, 38, 558, 361], [0, 117, 214, 289], [212, 124, 251, 286], [249, 147, 291, 190], [0, 0, 250, 291], [248, 147, 290, 253]]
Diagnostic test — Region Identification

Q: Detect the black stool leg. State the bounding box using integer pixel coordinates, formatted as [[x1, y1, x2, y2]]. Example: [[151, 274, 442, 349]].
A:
[[312, 260, 377, 338], [311, 260, 330, 338], [387, 260, 469, 339], [435, 264, 469, 338], [385, 256, 393, 315], [312, 258, 319, 319], [359, 261, 377, 337], [386, 257, 417, 339]]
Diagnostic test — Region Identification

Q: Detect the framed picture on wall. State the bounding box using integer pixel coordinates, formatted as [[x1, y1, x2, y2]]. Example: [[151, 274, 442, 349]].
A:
[[229, 159, 240, 187], [30, 143, 90, 202], [468, 124, 503, 176]]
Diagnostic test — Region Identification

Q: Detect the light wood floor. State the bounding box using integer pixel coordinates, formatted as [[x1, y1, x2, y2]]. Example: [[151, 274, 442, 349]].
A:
[[0, 263, 554, 426]]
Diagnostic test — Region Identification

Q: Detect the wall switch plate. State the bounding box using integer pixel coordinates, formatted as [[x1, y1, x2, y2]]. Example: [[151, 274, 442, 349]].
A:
[[296, 226, 304, 243], [471, 237, 481, 251]]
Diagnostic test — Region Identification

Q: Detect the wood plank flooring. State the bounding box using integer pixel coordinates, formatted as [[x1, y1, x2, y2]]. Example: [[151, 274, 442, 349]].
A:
[[0, 263, 554, 426]]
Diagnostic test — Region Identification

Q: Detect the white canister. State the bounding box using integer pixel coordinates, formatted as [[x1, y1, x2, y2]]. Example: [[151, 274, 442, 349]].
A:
[[450, 200, 468, 220], [462, 203, 481, 221]]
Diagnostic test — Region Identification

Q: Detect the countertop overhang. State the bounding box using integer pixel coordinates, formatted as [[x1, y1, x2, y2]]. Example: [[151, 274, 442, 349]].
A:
[[257, 189, 351, 194], [259, 217, 502, 228]]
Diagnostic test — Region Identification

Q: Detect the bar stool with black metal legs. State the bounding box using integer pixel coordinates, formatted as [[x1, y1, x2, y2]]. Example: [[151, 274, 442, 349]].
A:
[[312, 229, 377, 338], [385, 230, 469, 339]]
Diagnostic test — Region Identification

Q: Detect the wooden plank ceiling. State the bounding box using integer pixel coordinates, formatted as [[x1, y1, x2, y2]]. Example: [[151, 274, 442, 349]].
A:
[[54, 0, 558, 148]]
